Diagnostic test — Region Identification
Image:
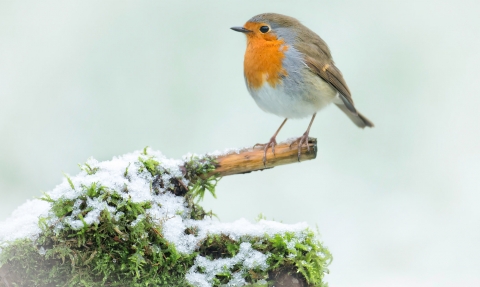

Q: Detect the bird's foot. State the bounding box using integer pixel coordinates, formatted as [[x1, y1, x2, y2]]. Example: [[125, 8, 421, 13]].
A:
[[253, 136, 278, 166], [289, 131, 311, 161]]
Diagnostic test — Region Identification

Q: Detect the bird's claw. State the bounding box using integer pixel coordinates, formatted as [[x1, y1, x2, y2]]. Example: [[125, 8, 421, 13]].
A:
[[254, 137, 278, 166], [289, 132, 310, 161]]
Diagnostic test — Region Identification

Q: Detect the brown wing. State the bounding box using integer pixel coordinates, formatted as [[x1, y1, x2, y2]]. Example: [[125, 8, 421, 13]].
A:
[[305, 57, 374, 127], [293, 25, 373, 127], [293, 25, 357, 113], [305, 56, 357, 113]]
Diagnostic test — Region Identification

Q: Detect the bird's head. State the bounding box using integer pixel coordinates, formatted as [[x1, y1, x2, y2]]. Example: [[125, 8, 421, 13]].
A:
[[231, 13, 301, 44]]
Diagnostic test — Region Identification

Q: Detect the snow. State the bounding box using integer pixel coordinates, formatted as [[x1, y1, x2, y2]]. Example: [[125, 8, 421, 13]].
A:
[[0, 148, 313, 287], [206, 147, 244, 157], [0, 199, 49, 244], [163, 217, 308, 254], [185, 242, 268, 287]]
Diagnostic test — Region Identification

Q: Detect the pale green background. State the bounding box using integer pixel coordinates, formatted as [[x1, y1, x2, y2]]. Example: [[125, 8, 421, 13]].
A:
[[1, 1, 479, 286]]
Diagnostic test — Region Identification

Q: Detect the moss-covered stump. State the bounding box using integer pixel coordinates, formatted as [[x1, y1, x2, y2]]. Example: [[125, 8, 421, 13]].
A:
[[0, 148, 331, 287]]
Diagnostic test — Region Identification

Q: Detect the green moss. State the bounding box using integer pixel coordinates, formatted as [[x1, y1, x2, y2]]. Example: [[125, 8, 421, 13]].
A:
[[0, 150, 331, 287], [264, 232, 332, 286], [138, 156, 161, 176], [183, 153, 218, 201], [193, 232, 332, 287], [79, 162, 99, 175], [34, 186, 193, 286]]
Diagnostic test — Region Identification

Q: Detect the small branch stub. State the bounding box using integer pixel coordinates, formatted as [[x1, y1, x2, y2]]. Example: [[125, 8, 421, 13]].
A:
[[204, 138, 317, 178]]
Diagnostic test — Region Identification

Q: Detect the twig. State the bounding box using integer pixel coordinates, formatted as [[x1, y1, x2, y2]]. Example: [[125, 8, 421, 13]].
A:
[[204, 138, 317, 177]]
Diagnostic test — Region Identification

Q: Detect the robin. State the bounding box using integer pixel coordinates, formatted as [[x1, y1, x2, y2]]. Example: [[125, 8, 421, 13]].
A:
[[231, 13, 373, 164]]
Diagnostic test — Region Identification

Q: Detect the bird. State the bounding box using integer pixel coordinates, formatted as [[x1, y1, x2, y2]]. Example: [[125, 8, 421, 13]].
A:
[[231, 13, 373, 164]]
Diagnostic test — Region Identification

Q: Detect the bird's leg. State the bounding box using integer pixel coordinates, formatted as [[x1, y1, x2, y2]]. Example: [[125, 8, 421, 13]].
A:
[[254, 118, 288, 165], [290, 113, 316, 161]]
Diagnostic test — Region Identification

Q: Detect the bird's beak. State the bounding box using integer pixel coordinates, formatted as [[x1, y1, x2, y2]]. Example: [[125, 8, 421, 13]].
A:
[[230, 26, 252, 33]]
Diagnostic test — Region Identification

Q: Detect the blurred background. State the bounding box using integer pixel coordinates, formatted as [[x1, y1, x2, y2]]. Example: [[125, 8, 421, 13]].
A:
[[1, 0, 479, 286]]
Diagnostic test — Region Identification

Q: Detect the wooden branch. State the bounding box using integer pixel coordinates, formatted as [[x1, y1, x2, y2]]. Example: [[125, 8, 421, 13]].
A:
[[204, 138, 317, 177]]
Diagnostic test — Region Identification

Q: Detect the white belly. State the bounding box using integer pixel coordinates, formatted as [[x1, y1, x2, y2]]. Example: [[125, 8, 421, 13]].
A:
[[248, 73, 338, 119]]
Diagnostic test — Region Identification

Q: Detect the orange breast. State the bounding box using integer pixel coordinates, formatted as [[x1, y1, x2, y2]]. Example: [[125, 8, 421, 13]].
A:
[[244, 35, 289, 90]]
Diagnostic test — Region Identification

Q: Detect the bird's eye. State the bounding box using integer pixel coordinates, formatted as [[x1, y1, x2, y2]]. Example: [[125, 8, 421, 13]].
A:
[[259, 26, 270, 33]]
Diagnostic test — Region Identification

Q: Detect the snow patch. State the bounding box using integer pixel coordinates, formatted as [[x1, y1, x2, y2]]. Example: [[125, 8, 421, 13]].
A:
[[0, 199, 49, 243]]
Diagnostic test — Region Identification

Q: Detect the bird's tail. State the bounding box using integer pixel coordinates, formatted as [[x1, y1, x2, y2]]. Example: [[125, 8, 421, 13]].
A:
[[335, 103, 374, 128]]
